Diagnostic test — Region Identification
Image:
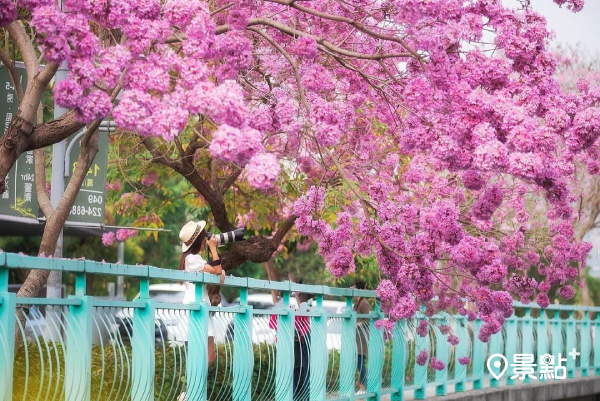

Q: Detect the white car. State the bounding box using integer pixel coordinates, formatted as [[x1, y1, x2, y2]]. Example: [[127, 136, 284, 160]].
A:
[[112, 283, 230, 345], [114, 285, 351, 350]]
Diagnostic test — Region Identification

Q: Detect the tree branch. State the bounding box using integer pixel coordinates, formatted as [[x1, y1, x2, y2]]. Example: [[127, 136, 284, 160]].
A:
[[247, 18, 412, 61], [34, 147, 53, 218], [221, 166, 243, 195], [0, 46, 24, 103], [263, 0, 425, 67], [141, 136, 182, 170], [33, 104, 52, 218], [271, 214, 297, 246], [247, 27, 311, 116], [5, 21, 38, 81], [28, 111, 86, 149]]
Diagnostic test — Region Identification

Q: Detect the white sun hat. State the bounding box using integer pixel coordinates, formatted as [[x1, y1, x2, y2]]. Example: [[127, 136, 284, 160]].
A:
[[179, 220, 207, 252]]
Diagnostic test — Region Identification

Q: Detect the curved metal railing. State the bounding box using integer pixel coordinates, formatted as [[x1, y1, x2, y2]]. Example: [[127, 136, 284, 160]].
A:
[[1, 252, 599, 400]]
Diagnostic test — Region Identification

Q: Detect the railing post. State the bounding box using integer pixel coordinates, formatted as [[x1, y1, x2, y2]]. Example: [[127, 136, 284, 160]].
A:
[[233, 288, 254, 401], [504, 317, 517, 386], [276, 290, 294, 401], [488, 329, 503, 387], [186, 280, 208, 400], [414, 316, 428, 399], [454, 318, 468, 392], [65, 272, 93, 401], [434, 315, 449, 396], [0, 257, 16, 401], [391, 320, 406, 401], [581, 311, 591, 377], [340, 296, 357, 399], [310, 294, 327, 400], [522, 308, 534, 384], [551, 311, 562, 374], [595, 312, 600, 375], [536, 310, 548, 381], [566, 310, 576, 379], [472, 318, 486, 390], [131, 278, 155, 401], [367, 300, 384, 400]]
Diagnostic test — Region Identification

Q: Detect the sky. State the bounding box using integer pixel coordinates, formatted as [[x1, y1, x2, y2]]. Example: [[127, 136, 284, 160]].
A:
[[506, 0, 600, 55]]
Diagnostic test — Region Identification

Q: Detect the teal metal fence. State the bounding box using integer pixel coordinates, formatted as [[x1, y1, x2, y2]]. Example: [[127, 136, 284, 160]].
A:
[[0, 252, 598, 401]]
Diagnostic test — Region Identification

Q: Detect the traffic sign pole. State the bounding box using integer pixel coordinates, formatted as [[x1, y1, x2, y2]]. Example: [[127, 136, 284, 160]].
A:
[[45, 60, 68, 340]]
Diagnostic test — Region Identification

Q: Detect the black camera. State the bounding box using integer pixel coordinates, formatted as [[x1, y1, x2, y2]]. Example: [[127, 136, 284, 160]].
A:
[[207, 228, 245, 246]]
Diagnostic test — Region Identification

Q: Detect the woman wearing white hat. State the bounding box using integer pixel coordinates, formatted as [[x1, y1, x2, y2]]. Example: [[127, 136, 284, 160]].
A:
[[178, 220, 225, 364]]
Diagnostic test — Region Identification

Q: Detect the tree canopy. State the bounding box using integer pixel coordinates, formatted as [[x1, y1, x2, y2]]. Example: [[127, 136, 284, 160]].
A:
[[1, 0, 599, 341]]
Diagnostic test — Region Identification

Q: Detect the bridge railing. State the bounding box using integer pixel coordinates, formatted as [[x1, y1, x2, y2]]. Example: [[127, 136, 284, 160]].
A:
[[0, 252, 598, 401]]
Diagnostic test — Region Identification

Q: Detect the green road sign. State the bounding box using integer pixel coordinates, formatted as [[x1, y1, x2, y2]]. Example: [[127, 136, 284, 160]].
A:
[[0, 63, 38, 219], [64, 130, 108, 225], [1, 62, 109, 227]]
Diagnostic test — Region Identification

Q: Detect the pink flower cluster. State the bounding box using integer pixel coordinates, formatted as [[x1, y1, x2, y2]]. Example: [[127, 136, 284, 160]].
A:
[[458, 357, 471, 366], [141, 172, 158, 187], [0, 0, 16, 27], [116, 229, 138, 241], [471, 186, 503, 221], [102, 229, 137, 246], [291, 36, 319, 59], [102, 232, 116, 246], [416, 320, 429, 338], [106, 180, 122, 193], [447, 335, 460, 346], [416, 350, 428, 366], [209, 124, 263, 165], [245, 153, 281, 190], [430, 357, 445, 371]]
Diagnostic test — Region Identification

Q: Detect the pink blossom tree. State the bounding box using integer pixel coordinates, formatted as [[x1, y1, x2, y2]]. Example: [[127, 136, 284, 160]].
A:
[[1, 0, 598, 340]]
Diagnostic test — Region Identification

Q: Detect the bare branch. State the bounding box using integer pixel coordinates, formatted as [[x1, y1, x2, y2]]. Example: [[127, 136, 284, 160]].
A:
[[263, 0, 425, 67], [247, 27, 311, 115], [247, 18, 412, 61], [141, 137, 181, 170], [174, 137, 185, 159], [221, 166, 243, 195], [34, 148, 53, 218]]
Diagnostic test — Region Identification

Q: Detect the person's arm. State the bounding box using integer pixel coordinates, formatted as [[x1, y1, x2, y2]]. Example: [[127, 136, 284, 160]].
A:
[[203, 237, 225, 284], [358, 298, 370, 314]]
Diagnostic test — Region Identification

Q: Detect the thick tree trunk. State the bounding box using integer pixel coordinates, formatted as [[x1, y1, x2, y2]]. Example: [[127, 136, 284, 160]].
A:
[[17, 129, 99, 299], [15, 128, 99, 344], [14, 128, 99, 344], [0, 115, 34, 194]]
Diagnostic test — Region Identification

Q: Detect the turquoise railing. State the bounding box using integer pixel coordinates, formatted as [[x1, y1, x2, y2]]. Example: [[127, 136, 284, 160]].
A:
[[0, 252, 598, 401]]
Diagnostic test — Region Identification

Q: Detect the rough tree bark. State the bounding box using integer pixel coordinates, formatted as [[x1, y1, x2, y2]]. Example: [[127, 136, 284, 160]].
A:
[[16, 126, 100, 299], [0, 21, 83, 195], [0, 112, 85, 195], [13, 122, 100, 344]]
